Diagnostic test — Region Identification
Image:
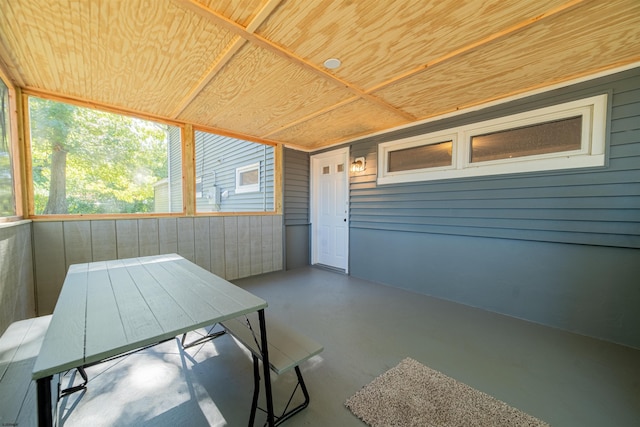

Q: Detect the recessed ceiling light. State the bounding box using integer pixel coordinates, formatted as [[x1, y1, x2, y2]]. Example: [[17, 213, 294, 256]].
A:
[[323, 58, 341, 69]]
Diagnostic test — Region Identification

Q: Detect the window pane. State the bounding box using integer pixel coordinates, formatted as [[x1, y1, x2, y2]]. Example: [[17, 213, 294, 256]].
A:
[[471, 116, 582, 163], [29, 96, 182, 214], [240, 168, 259, 186], [388, 141, 453, 172], [0, 79, 16, 217], [194, 130, 274, 212]]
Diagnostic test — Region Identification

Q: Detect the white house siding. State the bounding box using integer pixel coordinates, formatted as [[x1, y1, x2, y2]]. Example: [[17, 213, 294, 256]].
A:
[[168, 126, 183, 213], [153, 179, 169, 212]]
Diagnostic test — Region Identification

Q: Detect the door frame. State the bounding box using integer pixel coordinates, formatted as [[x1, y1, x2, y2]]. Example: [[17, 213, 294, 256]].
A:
[[310, 147, 350, 273]]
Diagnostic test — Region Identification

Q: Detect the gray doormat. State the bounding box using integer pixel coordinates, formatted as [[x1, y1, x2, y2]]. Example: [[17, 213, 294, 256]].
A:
[[345, 357, 550, 427]]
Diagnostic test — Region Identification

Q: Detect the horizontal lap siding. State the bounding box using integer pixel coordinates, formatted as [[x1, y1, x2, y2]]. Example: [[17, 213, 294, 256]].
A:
[[349, 68, 640, 248], [284, 148, 310, 226], [168, 127, 183, 213], [283, 148, 310, 269], [195, 132, 274, 212]]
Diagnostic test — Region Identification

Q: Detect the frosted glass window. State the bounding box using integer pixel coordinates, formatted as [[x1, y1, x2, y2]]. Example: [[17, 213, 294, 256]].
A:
[[388, 141, 453, 172], [236, 162, 260, 193], [471, 116, 582, 163], [377, 94, 606, 184]]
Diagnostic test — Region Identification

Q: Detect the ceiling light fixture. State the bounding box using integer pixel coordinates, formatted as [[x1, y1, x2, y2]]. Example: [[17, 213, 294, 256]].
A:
[[323, 58, 341, 69]]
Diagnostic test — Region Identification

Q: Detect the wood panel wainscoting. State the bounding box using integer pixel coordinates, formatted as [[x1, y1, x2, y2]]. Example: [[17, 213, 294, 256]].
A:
[[32, 215, 283, 315]]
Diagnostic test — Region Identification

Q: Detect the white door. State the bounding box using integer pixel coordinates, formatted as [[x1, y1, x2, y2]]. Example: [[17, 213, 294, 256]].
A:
[[311, 148, 349, 272]]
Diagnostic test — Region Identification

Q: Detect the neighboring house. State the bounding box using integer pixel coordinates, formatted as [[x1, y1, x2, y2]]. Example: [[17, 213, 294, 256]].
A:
[[168, 126, 183, 213], [153, 178, 169, 213], [167, 129, 275, 213]]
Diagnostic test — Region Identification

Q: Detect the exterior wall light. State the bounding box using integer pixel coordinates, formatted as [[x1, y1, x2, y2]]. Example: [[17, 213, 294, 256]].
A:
[[351, 157, 366, 172]]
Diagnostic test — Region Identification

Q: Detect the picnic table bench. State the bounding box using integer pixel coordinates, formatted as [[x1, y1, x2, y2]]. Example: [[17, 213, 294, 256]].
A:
[[221, 312, 323, 426], [0, 316, 51, 427]]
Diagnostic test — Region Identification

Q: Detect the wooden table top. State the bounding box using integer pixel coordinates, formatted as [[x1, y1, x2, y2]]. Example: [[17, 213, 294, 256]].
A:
[[33, 254, 267, 379]]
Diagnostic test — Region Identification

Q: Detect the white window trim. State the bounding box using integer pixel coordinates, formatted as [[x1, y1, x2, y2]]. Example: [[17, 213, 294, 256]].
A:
[[379, 130, 458, 181], [378, 94, 607, 185], [235, 162, 260, 194]]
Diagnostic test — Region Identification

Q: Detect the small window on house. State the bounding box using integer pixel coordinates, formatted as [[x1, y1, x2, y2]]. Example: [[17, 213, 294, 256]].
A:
[[0, 78, 16, 218], [378, 131, 457, 181], [323, 166, 330, 174], [470, 116, 582, 163], [388, 140, 453, 172], [28, 96, 182, 215], [236, 163, 260, 193], [337, 163, 345, 172], [378, 94, 607, 184]]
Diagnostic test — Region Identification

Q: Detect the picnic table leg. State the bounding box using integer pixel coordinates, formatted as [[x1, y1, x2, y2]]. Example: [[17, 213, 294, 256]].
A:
[[258, 309, 275, 427], [37, 376, 53, 427]]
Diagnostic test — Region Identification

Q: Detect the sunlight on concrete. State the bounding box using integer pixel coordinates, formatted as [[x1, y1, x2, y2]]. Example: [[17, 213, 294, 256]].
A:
[[127, 359, 179, 391]]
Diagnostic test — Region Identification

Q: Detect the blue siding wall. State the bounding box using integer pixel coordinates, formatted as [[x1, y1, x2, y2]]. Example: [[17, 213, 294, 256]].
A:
[[350, 70, 639, 248], [284, 148, 310, 269], [344, 67, 640, 349], [194, 131, 275, 212], [284, 148, 310, 226]]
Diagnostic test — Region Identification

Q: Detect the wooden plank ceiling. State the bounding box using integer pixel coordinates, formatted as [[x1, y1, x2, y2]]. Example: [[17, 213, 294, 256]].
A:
[[1, 0, 639, 150]]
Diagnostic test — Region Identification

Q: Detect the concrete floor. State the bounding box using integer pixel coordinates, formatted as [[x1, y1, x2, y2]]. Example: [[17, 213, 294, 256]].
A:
[[59, 266, 640, 426]]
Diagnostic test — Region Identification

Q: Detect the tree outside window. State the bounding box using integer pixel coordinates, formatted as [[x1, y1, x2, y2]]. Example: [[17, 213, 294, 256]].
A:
[[29, 96, 180, 215]]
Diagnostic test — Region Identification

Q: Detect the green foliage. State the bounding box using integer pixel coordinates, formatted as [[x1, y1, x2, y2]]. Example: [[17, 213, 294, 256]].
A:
[[29, 97, 169, 214]]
